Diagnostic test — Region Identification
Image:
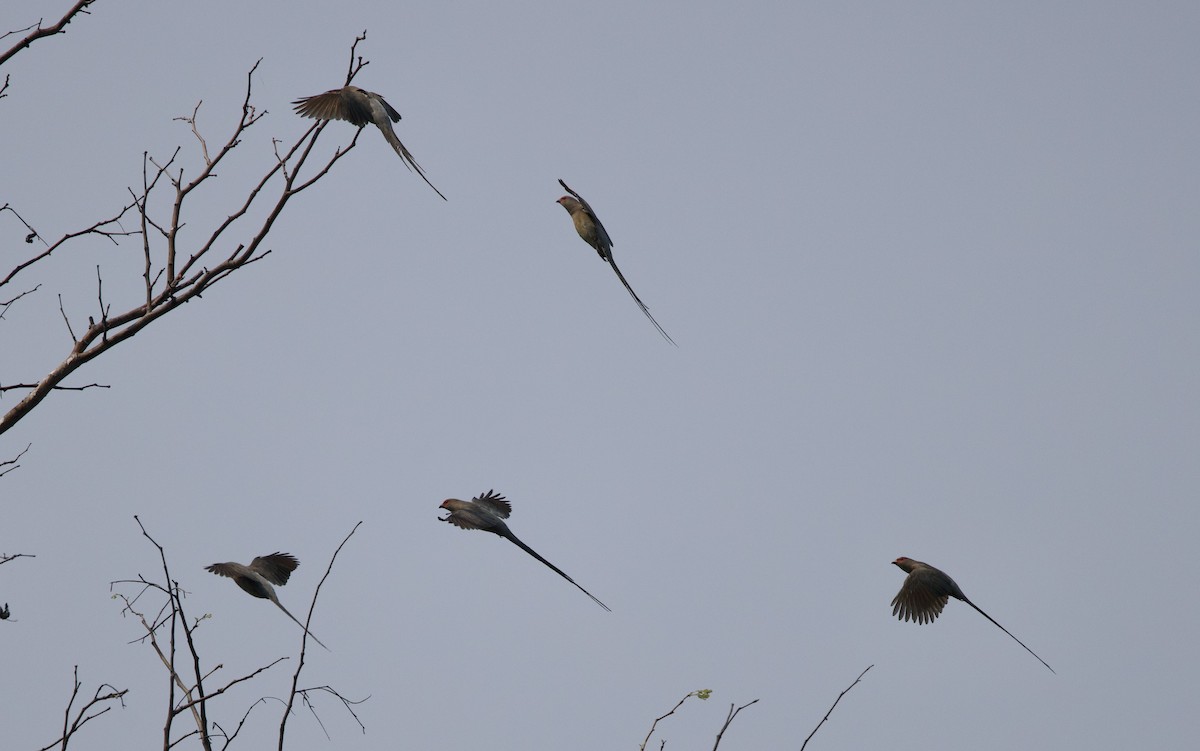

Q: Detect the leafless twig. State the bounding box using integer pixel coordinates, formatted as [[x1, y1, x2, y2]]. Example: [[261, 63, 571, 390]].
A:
[[296, 685, 370, 739], [1, 550, 36, 565], [799, 664, 873, 751], [111, 516, 294, 751], [36, 665, 128, 751], [1, 283, 41, 320], [711, 699, 758, 751], [0, 383, 109, 394], [1, 202, 139, 291], [639, 689, 757, 751], [1, 37, 366, 438], [344, 31, 369, 85], [640, 689, 711, 751], [0, 0, 97, 70], [209, 696, 269, 750], [0, 202, 45, 245], [0, 444, 32, 477], [277, 521, 363, 749]]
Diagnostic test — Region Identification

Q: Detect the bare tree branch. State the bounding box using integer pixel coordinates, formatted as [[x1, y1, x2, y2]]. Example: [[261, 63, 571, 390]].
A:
[[344, 31, 369, 85], [209, 696, 269, 751], [0, 383, 109, 394], [1, 42, 367, 438], [639, 689, 757, 751], [640, 689, 711, 751], [0, 0, 97, 70], [712, 699, 758, 751], [0, 202, 45, 245], [111, 516, 300, 751], [296, 685, 369, 739], [1, 283, 41, 320], [112, 516, 362, 750], [1, 201, 139, 291], [36, 665, 128, 751], [0, 550, 35, 565], [276, 521, 363, 750], [798, 664, 873, 751], [0, 444, 32, 477]]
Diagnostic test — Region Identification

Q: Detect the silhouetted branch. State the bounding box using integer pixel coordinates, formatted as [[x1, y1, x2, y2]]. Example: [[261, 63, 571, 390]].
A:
[[640, 689, 712, 751], [0, 0, 97, 70], [712, 699, 758, 750], [0, 550, 36, 565], [1, 202, 136, 291], [0, 283, 40, 320], [36, 665, 127, 751], [1, 40, 364, 438], [798, 664, 873, 751], [277, 521, 363, 749], [0, 383, 109, 393], [0, 202, 44, 245], [296, 685, 369, 739], [0, 444, 32, 477], [113, 516, 362, 750], [343, 31, 368, 85], [639, 689, 756, 751], [209, 697, 269, 750], [112, 516, 296, 751]]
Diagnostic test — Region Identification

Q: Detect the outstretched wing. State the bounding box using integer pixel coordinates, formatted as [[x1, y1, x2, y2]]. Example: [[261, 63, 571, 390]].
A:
[[891, 569, 952, 624], [205, 562, 243, 580], [249, 552, 299, 586], [292, 88, 372, 127], [473, 489, 512, 518]]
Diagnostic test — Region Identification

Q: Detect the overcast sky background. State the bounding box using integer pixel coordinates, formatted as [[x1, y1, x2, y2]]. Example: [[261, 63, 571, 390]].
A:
[[3, 2, 1198, 749]]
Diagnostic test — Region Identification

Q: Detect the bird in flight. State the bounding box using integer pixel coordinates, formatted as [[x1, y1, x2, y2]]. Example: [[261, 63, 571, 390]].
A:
[[890, 556, 1053, 673], [293, 86, 447, 200], [206, 552, 330, 651], [439, 490, 611, 611], [556, 179, 675, 345]]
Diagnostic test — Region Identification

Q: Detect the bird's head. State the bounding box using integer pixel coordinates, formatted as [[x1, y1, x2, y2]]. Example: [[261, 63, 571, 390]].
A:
[[438, 498, 458, 521], [557, 196, 580, 213], [892, 556, 917, 573]]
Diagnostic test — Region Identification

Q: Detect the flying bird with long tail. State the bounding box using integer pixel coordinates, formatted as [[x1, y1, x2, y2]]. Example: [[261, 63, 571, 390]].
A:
[[439, 490, 611, 611], [557, 179, 675, 345], [891, 556, 1053, 673], [206, 552, 330, 651], [293, 86, 447, 200]]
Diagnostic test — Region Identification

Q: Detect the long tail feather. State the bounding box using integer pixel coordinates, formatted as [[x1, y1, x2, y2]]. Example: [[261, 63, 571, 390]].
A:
[[503, 531, 611, 611], [966, 599, 1053, 673]]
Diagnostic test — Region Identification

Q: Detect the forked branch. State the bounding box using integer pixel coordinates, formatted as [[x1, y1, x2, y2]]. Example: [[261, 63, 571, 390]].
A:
[[1, 38, 367, 439], [36, 665, 128, 751]]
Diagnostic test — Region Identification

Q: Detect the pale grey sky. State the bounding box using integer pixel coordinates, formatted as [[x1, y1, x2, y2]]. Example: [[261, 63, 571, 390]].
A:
[[4, 2, 1198, 749]]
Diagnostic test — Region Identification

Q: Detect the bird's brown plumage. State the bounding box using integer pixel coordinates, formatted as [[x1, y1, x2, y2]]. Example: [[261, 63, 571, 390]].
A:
[[292, 86, 447, 200], [439, 490, 610, 611], [556, 179, 675, 345], [890, 556, 1053, 673], [206, 552, 329, 651]]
